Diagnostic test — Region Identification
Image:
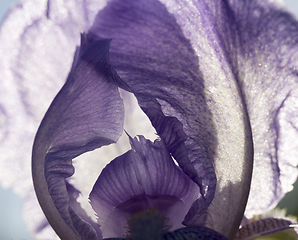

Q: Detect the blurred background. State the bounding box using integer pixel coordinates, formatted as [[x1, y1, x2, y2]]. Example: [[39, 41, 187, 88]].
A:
[[0, 0, 298, 239]]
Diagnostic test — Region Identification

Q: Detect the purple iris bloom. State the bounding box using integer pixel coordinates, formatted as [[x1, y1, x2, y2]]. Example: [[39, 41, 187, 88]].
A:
[[1, 0, 298, 239]]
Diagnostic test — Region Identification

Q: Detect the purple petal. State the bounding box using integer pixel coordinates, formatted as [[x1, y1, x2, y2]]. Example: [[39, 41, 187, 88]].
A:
[[89, 135, 200, 238], [196, 0, 298, 216], [138, 0, 298, 225], [89, 0, 253, 238], [32, 35, 124, 239]]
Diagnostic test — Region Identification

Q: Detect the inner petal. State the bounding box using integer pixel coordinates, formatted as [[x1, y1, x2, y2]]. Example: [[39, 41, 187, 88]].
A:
[[89, 136, 200, 238]]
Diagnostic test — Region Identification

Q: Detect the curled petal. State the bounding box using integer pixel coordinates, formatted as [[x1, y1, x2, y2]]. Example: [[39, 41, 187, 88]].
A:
[[32, 35, 124, 239], [0, 0, 110, 237]]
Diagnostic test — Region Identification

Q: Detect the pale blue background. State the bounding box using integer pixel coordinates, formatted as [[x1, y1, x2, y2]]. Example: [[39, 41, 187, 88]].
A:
[[0, 0, 298, 239]]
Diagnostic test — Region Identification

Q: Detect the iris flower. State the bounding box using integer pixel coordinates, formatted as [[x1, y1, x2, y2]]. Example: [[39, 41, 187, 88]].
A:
[[1, 0, 298, 239]]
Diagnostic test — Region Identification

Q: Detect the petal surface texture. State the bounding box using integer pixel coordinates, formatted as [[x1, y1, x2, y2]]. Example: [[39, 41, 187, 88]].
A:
[[150, 0, 298, 220], [224, 0, 298, 217], [32, 36, 124, 239], [89, 0, 253, 238], [165, 0, 298, 217], [89, 136, 200, 238]]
